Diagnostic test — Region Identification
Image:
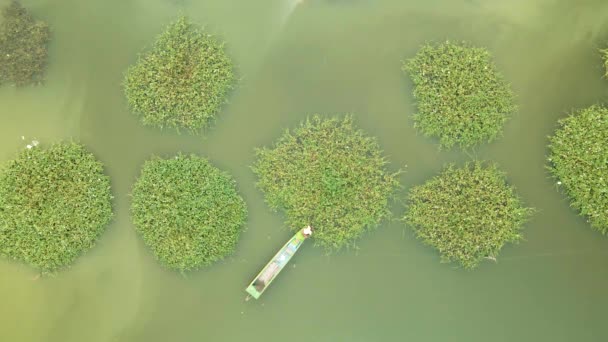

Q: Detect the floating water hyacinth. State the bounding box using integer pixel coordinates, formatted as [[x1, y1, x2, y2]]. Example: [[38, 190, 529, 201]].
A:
[[402, 41, 516, 149], [0, 142, 113, 272], [404, 162, 534, 269], [252, 115, 400, 251], [548, 105, 608, 233], [123, 16, 235, 133], [131, 154, 247, 272], [601, 47, 608, 78], [0, 1, 50, 86]]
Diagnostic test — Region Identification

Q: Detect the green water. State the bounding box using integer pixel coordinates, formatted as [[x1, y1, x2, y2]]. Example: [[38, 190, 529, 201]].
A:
[[1, 0, 608, 341]]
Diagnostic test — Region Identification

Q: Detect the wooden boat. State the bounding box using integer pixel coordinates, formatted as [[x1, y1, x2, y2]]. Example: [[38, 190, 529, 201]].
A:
[[245, 226, 312, 299]]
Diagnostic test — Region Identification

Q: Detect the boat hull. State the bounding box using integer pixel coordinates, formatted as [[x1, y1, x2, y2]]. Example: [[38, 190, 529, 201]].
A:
[[245, 229, 308, 299]]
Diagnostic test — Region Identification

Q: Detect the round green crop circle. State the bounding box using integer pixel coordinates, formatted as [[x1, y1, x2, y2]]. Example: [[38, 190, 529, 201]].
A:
[[252, 115, 400, 251], [548, 105, 608, 233], [131, 155, 247, 271], [403, 41, 516, 149], [404, 162, 534, 269], [0, 142, 113, 272], [124, 16, 234, 132]]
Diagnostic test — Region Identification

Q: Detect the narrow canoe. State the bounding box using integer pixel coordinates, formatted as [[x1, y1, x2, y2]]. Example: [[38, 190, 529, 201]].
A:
[[245, 227, 311, 299]]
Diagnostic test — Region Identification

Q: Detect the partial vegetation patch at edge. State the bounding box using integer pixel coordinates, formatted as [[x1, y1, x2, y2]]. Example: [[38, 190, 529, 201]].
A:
[[131, 154, 247, 272], [601, 47, 608, 78], [548, 105, 608, 233], [402, 41, 516, 149], [404, 161, 534, 269], [0, 1, 50, 86], [124, 16, 235, 133], [0, 142, 113, 272], [252, 115, 401, 251]]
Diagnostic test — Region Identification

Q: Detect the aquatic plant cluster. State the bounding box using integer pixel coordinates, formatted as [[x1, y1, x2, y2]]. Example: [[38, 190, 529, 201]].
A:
[[4, 2, 608, 278], [124, 16, 235, 132], [130, 155, 247, 271], [0, 1, 50, 86], [404, 162, 534, 269], [548, 105, 608, 233], [601, 48, 608, 78], [252, 115, 400, 251], [0, 142, 113, 272], [403, 41, 516, 149]]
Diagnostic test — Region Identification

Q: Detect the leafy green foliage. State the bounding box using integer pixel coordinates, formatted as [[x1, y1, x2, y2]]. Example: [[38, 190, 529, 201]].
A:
[[131, 155, 247, 271], [403, 41, 516, 149], [404, 162, 534, 269], [0, 142, 113, 272], [0, 1, 50, 86], [124, 16, 235, 133], [548, 105, 608, 233], [252, 115, 400, 251]]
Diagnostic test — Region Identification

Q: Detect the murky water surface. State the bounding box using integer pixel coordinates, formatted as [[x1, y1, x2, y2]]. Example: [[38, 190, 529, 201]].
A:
[[1, 0, 608, 341]]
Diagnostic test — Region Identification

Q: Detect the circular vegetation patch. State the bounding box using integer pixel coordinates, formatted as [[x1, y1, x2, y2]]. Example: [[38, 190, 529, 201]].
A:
[[124, 16, 234, 132], [0, 142, 113, 272], [0, 1, 50, 86], [252, 115, 400, 251], [404, 162, 534, 269], [403, 41, 516, 149], [131, 155, 247, 271], [548, 105, 608, 233]]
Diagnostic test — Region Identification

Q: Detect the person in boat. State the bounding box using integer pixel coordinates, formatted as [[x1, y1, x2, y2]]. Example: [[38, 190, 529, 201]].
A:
[[253, 278, 266, 292], [302, 225, 313, 237]]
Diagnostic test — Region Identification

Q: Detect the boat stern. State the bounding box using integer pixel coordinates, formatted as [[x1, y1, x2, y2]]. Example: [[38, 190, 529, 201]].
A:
[[245, 284, 262, 300]]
